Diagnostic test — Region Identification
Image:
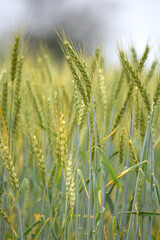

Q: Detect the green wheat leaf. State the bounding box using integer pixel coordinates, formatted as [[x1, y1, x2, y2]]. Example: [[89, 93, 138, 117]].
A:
[[77, 169, 89, 199], [98, 148, 121, 190]]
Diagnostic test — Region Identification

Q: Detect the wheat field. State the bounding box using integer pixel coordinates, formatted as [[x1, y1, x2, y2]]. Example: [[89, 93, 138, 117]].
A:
[[0, 34, 160, 240]]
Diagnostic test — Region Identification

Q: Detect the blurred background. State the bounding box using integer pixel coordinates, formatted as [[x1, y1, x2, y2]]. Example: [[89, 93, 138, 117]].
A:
[[0, 0, 160, 65]]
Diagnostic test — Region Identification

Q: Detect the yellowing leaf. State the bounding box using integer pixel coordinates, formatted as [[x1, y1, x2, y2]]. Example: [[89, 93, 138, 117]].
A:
[[98, 190, 102, 207], [100, 125, 119, 144], [105, 160, 147, 188], [77, 169, 89, 199], [98, 148, 121, 190]]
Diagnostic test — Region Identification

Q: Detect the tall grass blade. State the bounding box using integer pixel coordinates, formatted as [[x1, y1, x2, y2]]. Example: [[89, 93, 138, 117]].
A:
[[98, 148, 121, 191]]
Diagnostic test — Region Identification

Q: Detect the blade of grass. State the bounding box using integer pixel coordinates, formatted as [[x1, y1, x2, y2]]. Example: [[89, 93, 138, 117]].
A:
[[98, 148, 121, 191], [77, 169, 89, 199], [17, 220, 41, 240], [104, 160, 147, 188], [120, 111, 134, 236], [119, 211, 160, 216], [75, 125, 80, 240], [100, 125, 119, 144], [148, 113, 155, 240], [35, 218, 49, 240], [92, 96, 98, 240], [127, 127, 149, 240], [87, 112, 92, 240], [17, 200, 24, 240], [141, 113, 154, 240]]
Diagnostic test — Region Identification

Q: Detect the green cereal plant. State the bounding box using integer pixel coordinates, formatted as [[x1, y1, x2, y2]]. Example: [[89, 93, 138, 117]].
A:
[[30, 134, 46, 186], [139, 109, 146, 140], [11, 56, 23, 139], [0, 138, 19, 193], [138, 44, 150, 73], [13, 56, 23, 112], [0, 33, 160, 239], [55, 113, 68, 169], [73, 82, 86, 126], [134, 87, 140, 129], [130, 47, 138, 68], [45, 97, 53, 150], [136, 174, 143, 213], [99, 55, 104, 69], [119, 50, 151, 115], [0, 69, 7, 84], [49, 162, 57, 188], [0, 70, 7, 120], [12, 96, 21, 138], [90, 48, 100, 79], [66, 55, 88, 107], [0, 208, 17, 237], [26, 79, 44, 125], [25, 180, 30, 215], [78, 100, 86, 127], [153, 78, 160, 110], [128, 139, 138, 175], [25, 112, 35, 167], [63, 40, 92, 103], [66, 158, 75, 215], [90, 106, 96, 161], [54, 91, 60, 121], [119, 127, 125, 172], [113, 70, 124, 103], [43, 54, 52, 82], [73, 80, 80, 122], [11, 35, 20, 84], [112, 81, 134, 134], [145, 60, 158, 85], [1, 78, 8, 124], [99, 68, 107, 112]]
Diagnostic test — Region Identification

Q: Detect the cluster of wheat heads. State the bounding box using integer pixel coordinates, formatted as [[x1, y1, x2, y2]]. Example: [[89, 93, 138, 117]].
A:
[[0, 34, 160, 240]]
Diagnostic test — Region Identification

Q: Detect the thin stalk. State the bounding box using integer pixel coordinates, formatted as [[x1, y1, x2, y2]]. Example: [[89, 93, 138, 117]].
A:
[[92, 170, 96, 240], [107, 106, 114, 157], [141, 113, 154, 240], [51, 166, 57, 217], [40, 186, 46, 240], [114, 188, 119, 240], [0, 183, 8, 239], [126, 173, 140, 240], [9, 88, 14, 151], [17, 220, 41, 240], [120, 151, 129, 232], [46, 185, 52, 239], [87, 112, 92, 240], [64, 199, 68, 240], [100, 161, 105, 240], [126, 127, 149, 240], [75, 124, 80, 240], [30, 160, 36, 240], [59, 173, 65, 236], [67, 214, 73, 240], [92, 97, 97, 240], [1, 88, 14, 238], [134, 220, 138, 240], [35, 218, 50, 240], [153, 183, 160, 227], [50, 167, 58, 240], [80, 181, 86, 240], [148, 112, 154, 240], [100, 106, 114, 239], [17, 199, 24, 240], [120, 110, 134, 236]]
